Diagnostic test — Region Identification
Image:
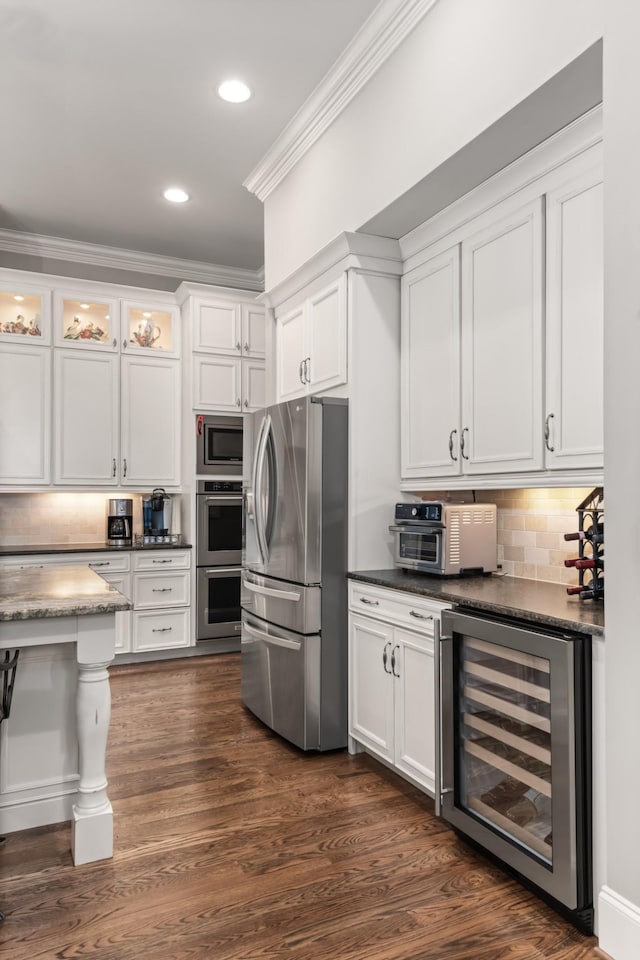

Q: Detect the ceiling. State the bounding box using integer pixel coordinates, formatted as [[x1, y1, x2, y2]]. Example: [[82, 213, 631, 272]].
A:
[[0, 0, 380, 277]]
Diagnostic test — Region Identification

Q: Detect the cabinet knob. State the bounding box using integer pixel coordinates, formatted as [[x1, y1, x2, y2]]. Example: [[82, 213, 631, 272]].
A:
[[123, 458, 127, 477], [112, 337, 117, 348], [236, 398, 241, 407], [236, 341, 241, 352], [112, 458, 116, 478], [244, 399, 249, 408], [244, 342, 249, 352], [122, 339, 127, 349]]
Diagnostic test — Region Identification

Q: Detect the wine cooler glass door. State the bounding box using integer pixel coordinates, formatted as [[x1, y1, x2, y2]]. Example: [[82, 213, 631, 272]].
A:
[[440, 610, 591, 916]]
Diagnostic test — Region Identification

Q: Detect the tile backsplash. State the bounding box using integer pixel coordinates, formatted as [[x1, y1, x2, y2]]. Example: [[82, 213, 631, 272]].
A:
[[0, 492, 150, 545], [411, 488, 595, 585]]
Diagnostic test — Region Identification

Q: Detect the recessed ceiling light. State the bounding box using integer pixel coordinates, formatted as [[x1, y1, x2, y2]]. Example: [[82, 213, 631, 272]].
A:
[[80, 303, 90, 310], [218, 79, 251, 103], [163, 187, 190, 203], [14, 295, 24, 302]]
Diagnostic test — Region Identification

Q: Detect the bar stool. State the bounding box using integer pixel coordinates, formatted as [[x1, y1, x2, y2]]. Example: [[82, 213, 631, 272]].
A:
[[0, 649, 19, 923]]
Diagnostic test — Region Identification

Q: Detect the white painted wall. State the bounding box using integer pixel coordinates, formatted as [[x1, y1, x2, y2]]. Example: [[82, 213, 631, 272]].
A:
[[599, 4, 640, 957], [263, 0, 602, 289]]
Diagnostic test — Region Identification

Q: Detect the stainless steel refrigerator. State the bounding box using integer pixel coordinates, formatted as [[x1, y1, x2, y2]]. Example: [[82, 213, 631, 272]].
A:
[[241, 395, 348, 751]]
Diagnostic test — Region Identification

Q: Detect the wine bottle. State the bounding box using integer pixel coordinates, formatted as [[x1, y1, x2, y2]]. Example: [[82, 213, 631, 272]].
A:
[[564, 523, 604, 543], [567, 578, 604, 597], [564, 556, 604, 569]]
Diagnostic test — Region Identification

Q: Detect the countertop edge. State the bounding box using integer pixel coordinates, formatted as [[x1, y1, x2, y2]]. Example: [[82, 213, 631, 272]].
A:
[[348, 570, 604, 637]]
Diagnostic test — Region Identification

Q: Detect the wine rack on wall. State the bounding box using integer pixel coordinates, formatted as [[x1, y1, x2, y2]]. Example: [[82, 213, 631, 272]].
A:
[[564, 487, 604, 601]]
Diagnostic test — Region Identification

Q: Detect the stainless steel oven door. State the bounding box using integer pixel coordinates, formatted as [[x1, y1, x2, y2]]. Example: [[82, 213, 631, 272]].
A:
[[196, 494, 243, 566], [389, 524, 442, 572], [196, 566, 241, 641]]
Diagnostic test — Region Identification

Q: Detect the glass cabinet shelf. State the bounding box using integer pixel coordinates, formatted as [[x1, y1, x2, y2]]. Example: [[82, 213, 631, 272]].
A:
[[123, 302, 179, 356], [0, 286, 50, 343], [55, 295, 118, 349]]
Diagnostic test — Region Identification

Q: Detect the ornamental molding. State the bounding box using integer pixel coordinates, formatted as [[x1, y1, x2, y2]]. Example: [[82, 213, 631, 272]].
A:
[[0, 228, 264, 291], [243, 0, 440, 202]]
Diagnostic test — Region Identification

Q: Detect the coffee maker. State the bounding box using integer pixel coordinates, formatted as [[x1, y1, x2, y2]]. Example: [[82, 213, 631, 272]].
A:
[[142, 488, 173, 542], [107, 499, 133, 547]]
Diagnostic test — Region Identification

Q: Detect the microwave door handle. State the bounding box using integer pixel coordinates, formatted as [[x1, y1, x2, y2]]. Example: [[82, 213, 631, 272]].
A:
[[253, 413, 271, 565]]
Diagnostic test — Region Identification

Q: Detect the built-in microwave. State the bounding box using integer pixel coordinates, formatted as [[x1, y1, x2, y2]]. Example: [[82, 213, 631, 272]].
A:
[[196, 415, 243, 476]]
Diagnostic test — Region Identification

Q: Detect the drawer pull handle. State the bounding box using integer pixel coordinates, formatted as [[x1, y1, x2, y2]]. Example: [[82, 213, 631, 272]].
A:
[[152, 587, 173, 593], [409, 610, 433, 621], [152, 559, 172, 564], [152, 626, 173, 633], [91, 561, 109, 567], [360, 597, 379, 606]]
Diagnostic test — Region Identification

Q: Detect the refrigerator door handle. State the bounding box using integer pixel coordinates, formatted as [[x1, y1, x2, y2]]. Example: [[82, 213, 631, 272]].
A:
[[253, 413, 271, 565], [243, 621, 302, 651], [242, 579, 301, 602]]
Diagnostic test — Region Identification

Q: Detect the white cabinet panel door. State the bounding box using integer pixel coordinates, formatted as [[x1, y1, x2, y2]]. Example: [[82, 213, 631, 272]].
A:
[[241, 304, 266, 358], [242, 358, 265, 412], [193, 355, 242, 412], [461, 198, 544, 474], [401, 248, 461, 479], [307, 275, 347, 393], [349, 614, 394, 762], [394, 630, 435, 793], [192, 299, 241, 355], [545, 162, 603, 469], [276, 303, 306, 401], [0, 344, 51, 484], [54, 350, 118, 484], [121, 355, 180, 486]]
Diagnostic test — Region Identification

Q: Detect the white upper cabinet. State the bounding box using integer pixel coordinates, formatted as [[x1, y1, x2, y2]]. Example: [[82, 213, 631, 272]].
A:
[[401, 248, 461, 479], [121, 355, 181, 486], [54, 350, 119, 484], [460, 197, 544, 475], [0, 344, 51, 484], [0, 282, 51, 345], [544, 152, 603, 470], [275, 274, 347, 402], [192, 296, 264, 358], [54, 292, 119, 351], [121, 300, 180, 358]]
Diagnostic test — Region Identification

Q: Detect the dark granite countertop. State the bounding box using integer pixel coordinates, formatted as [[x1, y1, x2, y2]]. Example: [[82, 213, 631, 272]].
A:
[[0, 565, 133, 621], [0, 542, 192, 558], [348, 569, 604, 637]]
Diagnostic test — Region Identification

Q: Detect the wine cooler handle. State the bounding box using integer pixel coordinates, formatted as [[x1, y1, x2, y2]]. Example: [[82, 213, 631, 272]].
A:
[[434, 618, 443, 816], [544, 413, 555, 452]]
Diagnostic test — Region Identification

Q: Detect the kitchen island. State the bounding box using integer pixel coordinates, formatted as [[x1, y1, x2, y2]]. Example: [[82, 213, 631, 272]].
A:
[[0, 565, 131, 864]]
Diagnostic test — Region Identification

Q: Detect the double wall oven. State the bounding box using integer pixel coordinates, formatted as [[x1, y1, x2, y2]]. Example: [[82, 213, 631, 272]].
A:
[[196, 479, 242, 642]]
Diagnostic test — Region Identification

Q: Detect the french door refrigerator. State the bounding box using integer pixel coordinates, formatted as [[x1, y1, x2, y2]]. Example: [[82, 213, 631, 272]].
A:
[[241, 396, 348, 751]]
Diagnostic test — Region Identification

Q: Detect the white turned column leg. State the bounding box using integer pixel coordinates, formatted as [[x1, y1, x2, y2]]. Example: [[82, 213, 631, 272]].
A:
[[72, 613, 116, 865]]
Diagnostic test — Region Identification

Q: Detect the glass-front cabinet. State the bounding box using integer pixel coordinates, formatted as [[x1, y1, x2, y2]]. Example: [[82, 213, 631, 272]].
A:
[[54, 292, 119, 350], [0, 284, 51, 344], [122, 301, 179, 357]]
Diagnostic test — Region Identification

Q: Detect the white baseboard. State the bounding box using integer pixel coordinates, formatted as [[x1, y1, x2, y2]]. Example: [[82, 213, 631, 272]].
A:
[[598, 885, 640, 960], [0, 791, 75, 835]]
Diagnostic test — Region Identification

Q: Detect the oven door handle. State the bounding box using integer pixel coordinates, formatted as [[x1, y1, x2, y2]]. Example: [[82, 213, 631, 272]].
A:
[[243, 621, 301, 651], [253, 413, 271, 565], [202, 567, 242, 576], [202, 496, 243, 504], [242, 579, 301, 602]]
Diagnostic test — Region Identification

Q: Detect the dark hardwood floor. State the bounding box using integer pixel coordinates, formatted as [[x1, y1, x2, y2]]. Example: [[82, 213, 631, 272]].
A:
[[0, 654, 607, 959]]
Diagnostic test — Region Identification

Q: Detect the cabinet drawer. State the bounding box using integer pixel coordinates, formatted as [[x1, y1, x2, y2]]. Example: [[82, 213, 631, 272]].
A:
[[348, 581, 449, 634], [86, 554, 131, 573], [133, 571, 189, 609], [133, 550, 190, 571], [132, 609, 190, 651]]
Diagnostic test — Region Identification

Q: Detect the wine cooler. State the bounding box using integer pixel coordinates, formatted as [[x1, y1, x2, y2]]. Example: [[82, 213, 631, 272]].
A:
[[437, 608, 592, 932]]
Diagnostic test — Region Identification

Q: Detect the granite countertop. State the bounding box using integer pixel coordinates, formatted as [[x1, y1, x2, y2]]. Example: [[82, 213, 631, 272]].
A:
[[0, 565, 133, 621], [0, 541, 192, 558], [348, 569, 604, 637]]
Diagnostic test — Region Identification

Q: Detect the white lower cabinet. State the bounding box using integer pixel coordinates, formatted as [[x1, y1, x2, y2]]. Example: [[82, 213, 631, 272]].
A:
[[131, 550, 191, 653], [348, 581, 450, 795]]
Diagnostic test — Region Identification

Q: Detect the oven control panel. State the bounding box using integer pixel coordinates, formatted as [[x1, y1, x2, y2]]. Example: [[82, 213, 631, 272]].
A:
[[198, 480, 242, 494], [395, 501, 443, 523]]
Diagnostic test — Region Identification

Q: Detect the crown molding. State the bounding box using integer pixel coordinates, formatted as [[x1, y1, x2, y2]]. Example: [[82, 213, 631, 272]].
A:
[[0, 228, 264, 291], [243, 0, 440, 202]]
